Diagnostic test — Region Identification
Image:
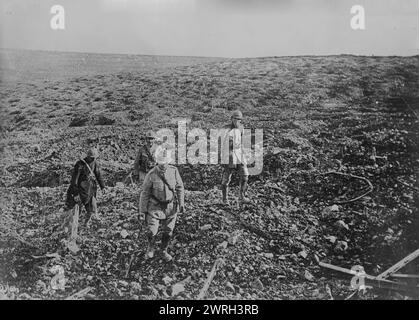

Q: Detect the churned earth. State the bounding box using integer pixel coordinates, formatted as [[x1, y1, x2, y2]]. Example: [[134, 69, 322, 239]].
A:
[[0, 49, 418, 300]]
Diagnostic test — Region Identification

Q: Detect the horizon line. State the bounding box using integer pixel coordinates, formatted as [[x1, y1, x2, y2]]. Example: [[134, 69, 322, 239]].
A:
[[1, 47, 418, 60]]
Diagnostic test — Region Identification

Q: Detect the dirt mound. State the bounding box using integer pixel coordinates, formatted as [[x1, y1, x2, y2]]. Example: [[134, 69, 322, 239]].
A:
[[95, 115, 116, 126], [69, 116, 90, 127]]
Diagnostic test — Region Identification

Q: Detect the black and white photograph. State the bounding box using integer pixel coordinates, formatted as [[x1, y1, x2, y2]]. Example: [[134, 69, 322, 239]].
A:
[[0, 0, 418, 305]]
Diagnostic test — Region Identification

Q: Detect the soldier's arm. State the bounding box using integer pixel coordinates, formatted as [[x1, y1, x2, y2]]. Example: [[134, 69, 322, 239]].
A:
[[220, 127, 231, 165], [139, 171, 152, 213], [175, 168, 185, 209], [133, 149, 142, 175], [69, 161, 81, 195], [239, 125, 248, 165], [94, 162, 105, 190]]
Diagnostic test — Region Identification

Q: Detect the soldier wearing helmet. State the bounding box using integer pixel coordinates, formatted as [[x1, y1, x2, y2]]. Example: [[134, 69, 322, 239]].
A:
[[139, 148, 185, 262], [65, 147, 106, 227], [133, 130, 158, 184], [221, 110, 250, 205]]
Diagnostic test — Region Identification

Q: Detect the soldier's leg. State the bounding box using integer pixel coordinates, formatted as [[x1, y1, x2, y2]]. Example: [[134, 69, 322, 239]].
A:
[[239, 165, 250, 203], [145, 214, 159, 259], [138, 171, 146, 185], [91, 196, 98, 219], [84, 197, 94, 227], [221, 167, 232, 205], [84, 195, 98, 224], [137, 171, 147, 221], [64, 186, 76, 211], [160, 213, 178, 262]]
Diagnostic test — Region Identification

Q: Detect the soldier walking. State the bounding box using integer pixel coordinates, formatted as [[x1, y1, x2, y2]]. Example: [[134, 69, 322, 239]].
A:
[[65, 147, 106, 227], [139, 149, 185, 262], [133, 130, 157, 184], [221, 110, 250, 205]]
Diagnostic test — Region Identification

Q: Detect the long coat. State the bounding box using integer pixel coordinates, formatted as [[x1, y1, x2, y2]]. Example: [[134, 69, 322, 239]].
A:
[[139, 165, 184, 218], [66, 158, 105, 208]]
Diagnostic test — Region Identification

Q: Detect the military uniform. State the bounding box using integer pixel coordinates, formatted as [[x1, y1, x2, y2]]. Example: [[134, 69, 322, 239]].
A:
[[140, 164, 185, 261], [133, 144, 157, 183], [66, 157, 105, 225], [221, 121, 249, 203]]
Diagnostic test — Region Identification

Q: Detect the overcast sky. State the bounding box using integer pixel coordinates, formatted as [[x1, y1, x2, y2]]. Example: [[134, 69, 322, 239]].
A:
[[1, 0, 418, 57]]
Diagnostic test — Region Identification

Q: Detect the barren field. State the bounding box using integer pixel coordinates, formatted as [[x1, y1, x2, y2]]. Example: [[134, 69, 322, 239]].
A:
[[0, 49, 418, 300]]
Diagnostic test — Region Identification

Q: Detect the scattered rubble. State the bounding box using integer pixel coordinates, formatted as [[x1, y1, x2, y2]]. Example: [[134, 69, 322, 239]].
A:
[[1, 54, 418, 300]]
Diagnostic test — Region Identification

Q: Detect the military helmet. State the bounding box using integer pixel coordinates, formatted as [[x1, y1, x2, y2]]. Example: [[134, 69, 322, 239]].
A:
[[231, 110, 243, 120], [87, 147, 99, 158], [145, 130, 156, 140]]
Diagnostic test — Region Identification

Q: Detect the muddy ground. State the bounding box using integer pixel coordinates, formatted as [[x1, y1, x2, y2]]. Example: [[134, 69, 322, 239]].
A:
[[0, 49, 418, 300]]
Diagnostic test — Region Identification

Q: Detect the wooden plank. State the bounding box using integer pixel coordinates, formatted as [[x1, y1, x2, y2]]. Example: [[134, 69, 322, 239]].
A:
[[364, 278, 419, 295], [389, 274, 419, 279], [197, 258, 224, 300], [377, 249, 419, 280], [70, 204, 80, 242], [319, 262, 357, 275], [65, 204, 80, 254], [319, 262, 376, 280], [319, 262, 419, 295]]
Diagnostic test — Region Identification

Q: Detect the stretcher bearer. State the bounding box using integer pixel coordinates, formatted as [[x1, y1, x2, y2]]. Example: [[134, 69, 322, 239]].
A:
[[139, 148, 185, 262]]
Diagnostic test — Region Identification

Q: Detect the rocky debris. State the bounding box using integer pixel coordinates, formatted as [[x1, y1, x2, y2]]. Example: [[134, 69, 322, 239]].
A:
[[199, 224, 212, 231], [162, 276, 173, 286], [335, 220, 349, 231], [304, 270, 315, 282], [227, 232, 241, 246], [217, 241, 228, 249], [119, 229, 129, 239], [1, 55, 418, 300], [251, 278, 264, 291], [225, 281, 235, 293], [171, 283, 185, 297], [335, 241, 349, 252], [298, 250, 308, 259]]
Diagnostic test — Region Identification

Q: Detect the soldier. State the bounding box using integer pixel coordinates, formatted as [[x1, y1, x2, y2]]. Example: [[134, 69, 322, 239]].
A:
[[133, 130, 157, 184], [139, 149, 185, 262], [65, 147, 106, 227], [221, 110, 250, 205]]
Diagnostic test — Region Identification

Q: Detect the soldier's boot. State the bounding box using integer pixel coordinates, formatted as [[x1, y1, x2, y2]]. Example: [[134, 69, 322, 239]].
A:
[[161, 234, 173, 262], [239, 180, 250, 203], [144, 234, 156, 260], [221, 185, 230, 205]]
